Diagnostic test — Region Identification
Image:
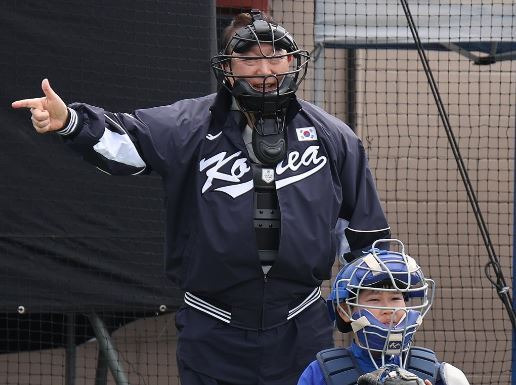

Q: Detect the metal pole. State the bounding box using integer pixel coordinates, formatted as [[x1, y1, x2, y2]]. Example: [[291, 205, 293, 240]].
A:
[[345, 49, 357, 132], [95, 350, 109, 385], [65, 313, 76, 385], [313, 43, 325, 108], [511, 112, 516, 385], [209, 0, 218, 93], [87, 312, 130, 385]]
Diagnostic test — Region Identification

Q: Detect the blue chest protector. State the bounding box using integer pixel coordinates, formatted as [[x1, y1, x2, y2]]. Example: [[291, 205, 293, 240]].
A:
[[316, 346, 442, 385]]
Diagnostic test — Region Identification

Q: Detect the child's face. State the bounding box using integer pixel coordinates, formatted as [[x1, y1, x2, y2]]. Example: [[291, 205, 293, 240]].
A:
[[337, 288, 407, 326], [357, 289, 407, 326]]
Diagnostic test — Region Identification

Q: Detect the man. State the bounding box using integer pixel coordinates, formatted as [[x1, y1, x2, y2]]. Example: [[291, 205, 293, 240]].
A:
[[12, 10, 390, 385]]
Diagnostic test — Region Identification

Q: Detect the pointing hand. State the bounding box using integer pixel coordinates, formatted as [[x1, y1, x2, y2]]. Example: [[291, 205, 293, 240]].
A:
[[12, 79, 69, 133]]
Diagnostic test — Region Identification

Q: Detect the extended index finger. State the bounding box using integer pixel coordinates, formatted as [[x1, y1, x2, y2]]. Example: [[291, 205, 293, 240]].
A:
[[11, 98, 43, 110]]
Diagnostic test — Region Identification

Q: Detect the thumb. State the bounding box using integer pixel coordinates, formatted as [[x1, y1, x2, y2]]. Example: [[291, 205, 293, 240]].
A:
[[41, 78, 59, 100]]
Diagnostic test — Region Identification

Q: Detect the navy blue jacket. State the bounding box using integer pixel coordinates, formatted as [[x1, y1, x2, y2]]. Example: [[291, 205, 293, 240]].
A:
[[63, 88, 390, 329]]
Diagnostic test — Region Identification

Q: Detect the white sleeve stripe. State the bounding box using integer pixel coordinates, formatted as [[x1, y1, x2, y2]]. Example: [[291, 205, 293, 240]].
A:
[[346, 226, 391, 233], [57, 108, 78, 136], [287, 287, 321, 319], [93, 127, 146, 168]]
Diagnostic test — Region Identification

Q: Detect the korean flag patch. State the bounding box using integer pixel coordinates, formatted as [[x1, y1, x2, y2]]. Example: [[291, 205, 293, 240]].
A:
[[296, 127, 318, 141]]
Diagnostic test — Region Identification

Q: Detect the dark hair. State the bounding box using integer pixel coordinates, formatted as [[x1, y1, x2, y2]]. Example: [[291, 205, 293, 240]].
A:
[[335, 311, 353, 333], [220, 11, 277, 52]]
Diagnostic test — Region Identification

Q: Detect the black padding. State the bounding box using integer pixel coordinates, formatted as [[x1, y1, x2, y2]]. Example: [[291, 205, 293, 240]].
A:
[[316, 348, 362, 385], [406, 347, 440, 384]]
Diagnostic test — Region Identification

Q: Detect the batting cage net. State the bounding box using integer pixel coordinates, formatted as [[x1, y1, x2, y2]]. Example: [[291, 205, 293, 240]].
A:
[[1, 0, 515, 385]]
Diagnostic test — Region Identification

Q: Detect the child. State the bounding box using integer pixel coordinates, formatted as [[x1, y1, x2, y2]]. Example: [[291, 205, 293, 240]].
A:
[[297, 239, 470, 385]]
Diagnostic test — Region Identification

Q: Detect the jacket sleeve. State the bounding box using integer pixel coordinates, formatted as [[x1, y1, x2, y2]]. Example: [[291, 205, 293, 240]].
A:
[[438, 363, 470, 385], [296, 360, 327, 385], [298, 101, 390, 261], [59, 100, 205, 177], [59, 104, 151, 175], [337, 128, 391, 260]]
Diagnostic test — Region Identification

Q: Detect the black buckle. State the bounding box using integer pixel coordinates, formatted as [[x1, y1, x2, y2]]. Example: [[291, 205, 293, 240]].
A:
[[250, 9, 263, 22]]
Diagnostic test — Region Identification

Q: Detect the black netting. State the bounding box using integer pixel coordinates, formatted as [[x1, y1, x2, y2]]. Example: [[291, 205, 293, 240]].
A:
[[1, 0, 514, 384]]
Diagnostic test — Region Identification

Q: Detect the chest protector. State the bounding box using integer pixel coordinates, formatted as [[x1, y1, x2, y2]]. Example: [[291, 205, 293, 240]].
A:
[[316, 346, 442, 385], [252, 163, 280, 267]]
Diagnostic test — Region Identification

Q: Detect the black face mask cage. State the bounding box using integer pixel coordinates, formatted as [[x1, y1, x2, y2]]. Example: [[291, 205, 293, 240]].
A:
[[229, 75, 295, 122], [210, 11, 310, 116], [210, 50, 309, 113]]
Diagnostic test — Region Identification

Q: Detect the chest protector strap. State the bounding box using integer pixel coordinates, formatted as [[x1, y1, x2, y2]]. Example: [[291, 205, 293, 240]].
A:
[[252, 164, 280, 266], [316, 347, 442, 385], [405, 346, 441, 384]]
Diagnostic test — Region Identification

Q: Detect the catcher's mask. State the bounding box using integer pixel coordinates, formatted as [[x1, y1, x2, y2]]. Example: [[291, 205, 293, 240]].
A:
[[210, 9, 310, 165], [328, 239, 435, 368]]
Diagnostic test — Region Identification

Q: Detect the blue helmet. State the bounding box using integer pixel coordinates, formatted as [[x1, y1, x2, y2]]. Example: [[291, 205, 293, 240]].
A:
[[328, 239, 435, 368]]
